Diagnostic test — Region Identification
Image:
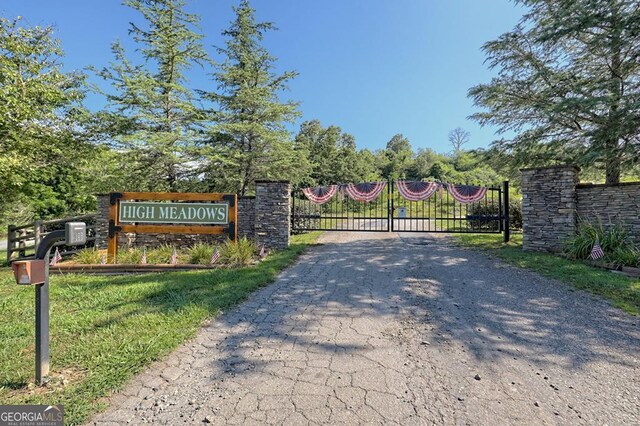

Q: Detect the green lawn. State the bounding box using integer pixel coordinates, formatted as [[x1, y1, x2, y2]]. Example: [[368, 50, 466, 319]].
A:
[[0, 232, 320, 425], [455, 234, 640, 315]]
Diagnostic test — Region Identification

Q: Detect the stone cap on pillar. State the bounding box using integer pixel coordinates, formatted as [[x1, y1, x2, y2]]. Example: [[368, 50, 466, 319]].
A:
[[254, 180, 291, 184], [520, 165, 580, 173]]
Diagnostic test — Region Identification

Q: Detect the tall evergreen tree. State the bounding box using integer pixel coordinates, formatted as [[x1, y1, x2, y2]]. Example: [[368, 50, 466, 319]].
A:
[[201, 0, 301, 195], [95, 0, 207, 191], [469, 0, 640, 184]]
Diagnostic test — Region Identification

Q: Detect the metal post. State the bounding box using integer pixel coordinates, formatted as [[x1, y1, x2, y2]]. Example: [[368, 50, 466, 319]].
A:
[[35, 261, 50, 385], [7, 225, 13, 265], [503, 181, 510, 243], [34, 220, 43, 255], [34, 230, 64, 385], [388, 179, 396, 232]]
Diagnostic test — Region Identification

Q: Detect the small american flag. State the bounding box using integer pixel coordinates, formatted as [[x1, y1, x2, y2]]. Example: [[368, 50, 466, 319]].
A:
[[210, 247, 220, 265], [100, 254, 107, 265], [50, 247, 63, 266], [170, 248, 178, 265], [259, 245, 267, 258], [141, 247, 147, 264], [590, 237, 605, 260]]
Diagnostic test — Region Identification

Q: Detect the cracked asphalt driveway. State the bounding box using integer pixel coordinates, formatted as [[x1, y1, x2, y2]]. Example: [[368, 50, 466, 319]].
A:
[[91, 232, 639, 425]]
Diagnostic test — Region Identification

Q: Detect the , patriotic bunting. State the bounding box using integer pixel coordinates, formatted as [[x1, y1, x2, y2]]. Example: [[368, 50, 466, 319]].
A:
[[396, 181, 441, 201], [344, 182, 387, 202], [302, 185, 338, 204], [141, 248, 147, 264], [210, 247, 220, 265], [446, 183, 488, 204], [590, 238, 605, 260], [50, 247, 62, 266], [170, 248, 178, 265]]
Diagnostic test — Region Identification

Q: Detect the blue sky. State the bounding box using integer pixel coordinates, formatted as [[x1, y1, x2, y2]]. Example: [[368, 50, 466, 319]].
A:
[[1, 0, 526, 153]]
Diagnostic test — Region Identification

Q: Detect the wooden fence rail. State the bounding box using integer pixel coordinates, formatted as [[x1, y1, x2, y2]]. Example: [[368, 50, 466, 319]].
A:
[[7, 214, 97, 264]]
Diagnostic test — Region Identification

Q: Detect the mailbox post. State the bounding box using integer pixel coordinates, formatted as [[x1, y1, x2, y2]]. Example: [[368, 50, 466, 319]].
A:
[[15, 222, 87, 385]]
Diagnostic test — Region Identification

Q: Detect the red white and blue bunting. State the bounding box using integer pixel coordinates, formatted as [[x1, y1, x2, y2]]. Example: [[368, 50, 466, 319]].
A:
[[302, 181, 488, 205], [344, 182, 387, 202], [396, 181, 441, 201], [446, 183, 487, 204], [302, 185, 338, 204]]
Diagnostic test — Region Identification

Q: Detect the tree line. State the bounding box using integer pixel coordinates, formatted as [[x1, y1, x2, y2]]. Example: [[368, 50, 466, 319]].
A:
[[1, 0, 638, 227]]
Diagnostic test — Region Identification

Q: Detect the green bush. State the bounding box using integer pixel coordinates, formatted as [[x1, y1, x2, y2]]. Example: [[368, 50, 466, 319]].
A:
[[187, 242, 217, 265], [565, 218, 639, 266], [467, 199, 522, 231], [220, 237, 257, 266], [73, 248, 103, 265]]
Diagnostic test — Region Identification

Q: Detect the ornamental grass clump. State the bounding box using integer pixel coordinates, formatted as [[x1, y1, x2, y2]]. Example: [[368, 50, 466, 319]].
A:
[[188, 242, 217, 265], [565, 218, 639, 267], [73, 248, 103, 264], [146, 244, 176, 264], [118, 247, 143, 264], [220, 237, 257, 267]]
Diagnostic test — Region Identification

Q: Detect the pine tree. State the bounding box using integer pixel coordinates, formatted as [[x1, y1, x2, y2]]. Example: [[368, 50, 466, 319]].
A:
[[469, 0, 640, 184], [95, 0, 208, 191], [201, 0, 301, 195]]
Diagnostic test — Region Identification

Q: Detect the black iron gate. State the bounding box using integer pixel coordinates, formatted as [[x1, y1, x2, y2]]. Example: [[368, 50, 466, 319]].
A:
[[291, 184, 390, 232], [292, 181, 510, 241]]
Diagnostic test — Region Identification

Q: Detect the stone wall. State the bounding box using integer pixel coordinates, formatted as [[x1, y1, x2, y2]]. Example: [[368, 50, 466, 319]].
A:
[[254, 181, 291, 250], [94, 184, 289, 252], [576, 182, 640, 243], [521, 165, 640, 252], [521, 166, 579, 252]]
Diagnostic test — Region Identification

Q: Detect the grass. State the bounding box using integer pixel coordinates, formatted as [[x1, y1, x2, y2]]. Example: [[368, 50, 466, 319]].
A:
[[0, 232, 320, 425], [455, 233, 640, 315]]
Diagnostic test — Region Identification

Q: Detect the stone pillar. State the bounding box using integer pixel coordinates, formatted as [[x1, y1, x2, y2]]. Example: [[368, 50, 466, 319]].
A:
[[254, 181, 291, 250], [521, 165, 579, 252], [237, 196, 256, 240], [95, 194, 110, 249]]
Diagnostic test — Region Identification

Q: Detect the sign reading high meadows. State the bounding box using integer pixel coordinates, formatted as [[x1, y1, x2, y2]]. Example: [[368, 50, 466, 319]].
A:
[[119, 201, 229, 225]]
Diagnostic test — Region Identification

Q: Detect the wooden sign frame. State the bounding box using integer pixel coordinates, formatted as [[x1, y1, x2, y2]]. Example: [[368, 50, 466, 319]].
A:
[[107, 192, 237, 262]]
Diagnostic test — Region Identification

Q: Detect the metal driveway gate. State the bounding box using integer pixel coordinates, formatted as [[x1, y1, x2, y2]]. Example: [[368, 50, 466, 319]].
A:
[[291, 184, 390, 232], [292, 181, 510, 242]]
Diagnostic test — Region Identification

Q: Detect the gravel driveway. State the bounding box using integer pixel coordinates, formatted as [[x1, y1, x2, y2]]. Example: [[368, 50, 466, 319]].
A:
[[90, 232, 639, 425]]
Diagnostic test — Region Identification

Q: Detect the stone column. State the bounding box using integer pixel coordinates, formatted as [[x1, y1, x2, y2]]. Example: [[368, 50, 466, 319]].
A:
[[521, 165, 579, 252], [254, 181, 291, 250], [237, 196, 256, 240], [94, 194, 110, 249]]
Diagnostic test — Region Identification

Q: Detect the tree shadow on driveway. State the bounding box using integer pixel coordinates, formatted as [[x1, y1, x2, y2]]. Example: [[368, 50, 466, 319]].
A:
[[206, 232, 639, 379]]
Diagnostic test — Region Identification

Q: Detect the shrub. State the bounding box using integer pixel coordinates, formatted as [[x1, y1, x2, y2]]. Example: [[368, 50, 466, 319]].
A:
[[220, 237, 257, 266], [565, 218, 639, 266], [467, 199, 522, 231], [118, 247, 143, 264], [187, 242, 217, 265], [74, 248, 103, 264]]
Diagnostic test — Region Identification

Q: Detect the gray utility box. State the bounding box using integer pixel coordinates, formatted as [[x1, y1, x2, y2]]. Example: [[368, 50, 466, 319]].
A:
[[398, 207, 407, 218], [65, 222, 87, 246]]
